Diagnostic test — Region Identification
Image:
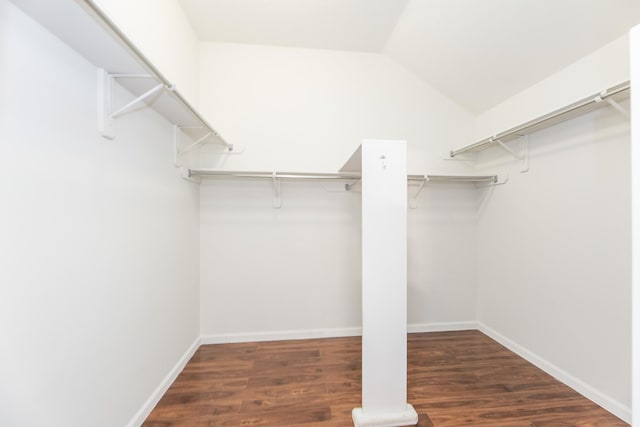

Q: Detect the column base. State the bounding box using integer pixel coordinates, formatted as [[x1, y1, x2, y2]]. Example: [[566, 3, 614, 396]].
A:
[[352, 403, 419, 427]]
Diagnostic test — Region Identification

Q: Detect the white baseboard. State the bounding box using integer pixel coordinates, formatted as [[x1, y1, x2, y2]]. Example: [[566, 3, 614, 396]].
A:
[[477, 322, 631, 424], [201, 322, 478, 345], [201, 326, 363, 344], [408, 321, 478, 333], [126, 336, 201, 427]]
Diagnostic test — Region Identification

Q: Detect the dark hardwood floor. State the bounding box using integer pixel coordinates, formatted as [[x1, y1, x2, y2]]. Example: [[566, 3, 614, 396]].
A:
[[143, 330, 628, 426]]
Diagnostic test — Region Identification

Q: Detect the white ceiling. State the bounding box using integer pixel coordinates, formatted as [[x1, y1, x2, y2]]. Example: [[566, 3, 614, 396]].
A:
[[385, 0, 640, 112], [179, 0, 409, 52], [179, 0, 640, 113]]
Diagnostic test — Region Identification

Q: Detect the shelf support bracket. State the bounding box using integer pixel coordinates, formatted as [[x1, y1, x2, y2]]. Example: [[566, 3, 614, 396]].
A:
[[174, 126, 210, 167], [494, 137, 520, 159], [97, 69, 162, 139], [173, 125, 182, 167], [98, 69, 116, 139], [181, 132, 213, 155], [494, 135, 529, 173], [409, 177, 426, 209], [520, 135, 529, 173], [604, 96, 630, 119], [110, 83, 164, 119], [174, 126, 217, 167], [595, 91, 630, 119], [174, 125, 243, 161], [272, 172, 282, 209]]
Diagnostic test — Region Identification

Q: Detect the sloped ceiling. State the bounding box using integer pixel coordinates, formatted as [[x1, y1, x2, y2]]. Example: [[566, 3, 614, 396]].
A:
[[385, 0, 640, 112], [179, 0, 640, 113], [179, 0, 409, 52]]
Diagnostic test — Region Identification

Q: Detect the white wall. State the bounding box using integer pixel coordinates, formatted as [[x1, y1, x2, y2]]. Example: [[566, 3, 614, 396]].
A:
[[199, 180, 362, 339], [630, 23, 640, 427], [198, 43, 479, 340], [197, 42, 475, 173], [95, 0, 200, 107], [200, 180, 479, 341], [473, 41, 632, 420], [0, 2, 200, 426]]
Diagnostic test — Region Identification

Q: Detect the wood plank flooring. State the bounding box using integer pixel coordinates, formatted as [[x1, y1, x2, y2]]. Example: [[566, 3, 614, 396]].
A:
[[143, 330, 628, 426]]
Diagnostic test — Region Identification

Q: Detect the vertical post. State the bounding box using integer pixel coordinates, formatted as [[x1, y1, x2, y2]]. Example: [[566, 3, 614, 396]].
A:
[[352, 140, 418, 427], [630, 24, 640, 427]]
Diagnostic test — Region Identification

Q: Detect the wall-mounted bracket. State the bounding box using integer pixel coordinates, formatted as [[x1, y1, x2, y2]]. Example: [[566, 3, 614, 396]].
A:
[[98, 69, 116, 139], [272, 172, 282, 208], [110, 83, 163, 119], [174, 125, 210, 167], [98, 69, 161, 139], [174, 125, 244, 167], [173, 125, 182, 167], [409, 178, 426, 209], [519, 135, 529, 173], [493, 137, 520, 159], [493, 135, 529, 173], [345, 179, 362, 191], [180, 167, 201, 184], [181, 131, 213, 157], [476, 173, 509, 188], [442, 152, 478, 162], [596, 91, 630, 119]]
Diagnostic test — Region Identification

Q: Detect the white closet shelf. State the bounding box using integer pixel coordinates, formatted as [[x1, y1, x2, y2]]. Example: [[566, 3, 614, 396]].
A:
[[188, 169, 498, 184], [11, 0, 234, 151], [450, 81, 630, 158]]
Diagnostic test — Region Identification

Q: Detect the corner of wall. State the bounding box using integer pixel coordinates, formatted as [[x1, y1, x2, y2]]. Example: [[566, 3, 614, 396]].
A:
[[126, 336, 202, 427], [477, 323, 631, 424]]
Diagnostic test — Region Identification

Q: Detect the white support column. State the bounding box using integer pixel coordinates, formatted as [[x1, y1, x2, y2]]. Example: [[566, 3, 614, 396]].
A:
[[630, 24, 640, 427], [342, 140, 418, 427]]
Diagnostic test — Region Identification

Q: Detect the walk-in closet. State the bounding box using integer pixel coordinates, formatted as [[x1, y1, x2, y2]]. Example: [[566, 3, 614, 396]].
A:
[[2, 1, 640, 426]]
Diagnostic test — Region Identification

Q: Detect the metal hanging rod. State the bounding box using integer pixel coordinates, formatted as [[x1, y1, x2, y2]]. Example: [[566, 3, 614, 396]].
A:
[[80, 0, 233, 150], [449, 81, 630, 158], [188, 169, 498, 183], [427, 175, 498, 183], [189, 170, 361, 180]]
